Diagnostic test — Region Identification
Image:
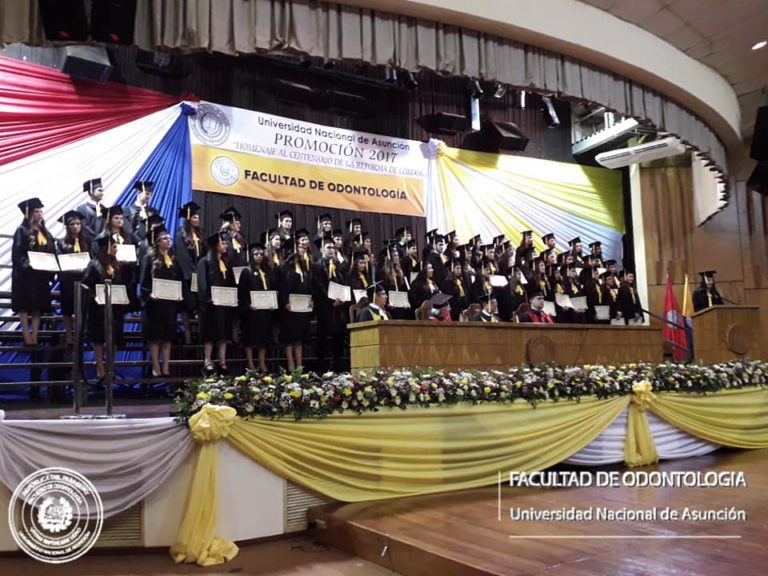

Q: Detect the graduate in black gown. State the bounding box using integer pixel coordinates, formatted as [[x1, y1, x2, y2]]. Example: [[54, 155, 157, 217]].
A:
[[82, 232, 135, 379], [56, 210, 89, 346], [75, 178, 106, 242], [197, 232, 236, 376], [175, 201, 205, 343], [692, 270, 725, 312], [279, 244, 313, 371], [12, 198, 56, 347], [123, 180, 159, 241], [219, 206, 247, 343], [408, 261, 440, 310], [311, 235, 348, 372], [238, 242, 275, 373], [139, 228, 183, 377]]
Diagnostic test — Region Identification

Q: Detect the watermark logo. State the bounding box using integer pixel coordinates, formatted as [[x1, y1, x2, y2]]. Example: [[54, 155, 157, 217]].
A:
[[211, 156, 239, 186], [8, 467, 103, 564], [190, 103, 230, 146]]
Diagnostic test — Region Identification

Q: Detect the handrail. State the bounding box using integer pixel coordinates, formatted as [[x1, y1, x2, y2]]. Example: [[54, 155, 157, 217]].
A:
[[641, 307, 692, 362]]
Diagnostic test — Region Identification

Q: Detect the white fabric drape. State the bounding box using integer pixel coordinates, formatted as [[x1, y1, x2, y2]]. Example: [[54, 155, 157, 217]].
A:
[[565, 407, 721, 466], [0, 417, 194, 518]]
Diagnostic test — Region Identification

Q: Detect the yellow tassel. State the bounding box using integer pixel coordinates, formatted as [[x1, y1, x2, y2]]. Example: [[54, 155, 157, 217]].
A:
[[164, 253, 173, 268], [36, 230, 47, 246], [219, 258, 227, 278], [74, 238, 81, 253]]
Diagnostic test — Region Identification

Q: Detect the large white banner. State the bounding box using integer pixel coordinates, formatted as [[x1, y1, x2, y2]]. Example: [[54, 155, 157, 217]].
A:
[[189, 102, 431, 216]]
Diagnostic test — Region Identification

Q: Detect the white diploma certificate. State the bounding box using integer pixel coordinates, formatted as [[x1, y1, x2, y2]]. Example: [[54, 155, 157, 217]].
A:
[[519, 274, 528, 285], [289, 294, 312, 312], [28, 251, 59, 272], [611, 318, 626, 326], [570, 296, 587, 310], [95, 284, 129, 306], [594, 305, 611, 321], [190, 272, 198, 293], [58, 252, 90, 272], [233, 266, 247, 285], [152, 278, 182, 301], [327, 281, 351, 302], [597, 267, 607, 276], [628, 318, 644, 326], [555, 293, 573, 308], [542, 300, 557, 317], [115, 243, 137, 263], [211, 286, 238, 307], [251, 290, 278, 310], [389, 290, 410, 308], [353, 289, 367, 303], [409, 271, 418, 283], [490, 275, 508, 288]]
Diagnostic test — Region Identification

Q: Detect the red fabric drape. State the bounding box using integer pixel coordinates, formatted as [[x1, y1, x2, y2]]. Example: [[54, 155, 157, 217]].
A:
[[0, 56, 180, 167]]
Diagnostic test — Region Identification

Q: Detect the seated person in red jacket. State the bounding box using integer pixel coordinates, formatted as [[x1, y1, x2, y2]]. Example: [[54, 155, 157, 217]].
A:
[[518, 291, 555, 323], [428, 292, 453, 322]]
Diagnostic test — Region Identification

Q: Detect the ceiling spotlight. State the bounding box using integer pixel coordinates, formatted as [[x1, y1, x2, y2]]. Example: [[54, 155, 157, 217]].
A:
[[385, 66, 397, 83], [752, 40, 767, 51], [493, 83, 507, 99], [470, 78, 484, 99], [519, 90, 526, 109], [541, 96, 560, 128]]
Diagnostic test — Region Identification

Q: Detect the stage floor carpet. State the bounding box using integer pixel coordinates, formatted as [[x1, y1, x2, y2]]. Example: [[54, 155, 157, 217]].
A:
[[310, 448, 768, 576]]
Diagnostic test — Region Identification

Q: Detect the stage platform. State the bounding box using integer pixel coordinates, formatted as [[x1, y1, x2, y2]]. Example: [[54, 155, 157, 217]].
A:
[[309, 448, 768, 576]]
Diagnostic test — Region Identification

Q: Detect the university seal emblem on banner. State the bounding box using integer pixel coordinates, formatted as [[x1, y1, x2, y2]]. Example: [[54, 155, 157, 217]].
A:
[[191, 103, 231, 146]]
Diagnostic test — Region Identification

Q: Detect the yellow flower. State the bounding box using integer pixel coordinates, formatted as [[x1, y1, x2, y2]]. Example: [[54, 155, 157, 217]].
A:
[[343, 388, 352, 397], [290, 390, 302, 398], [262, 376, 273, 384], [484, 386, 491, 394], [235, 375, 247, 382], [285, 375, 293, 383], [205, 378, 216, 383], [386, 378, 394, 386], [364, 386, 373, 393], [223, 392, 234, 400], [547, 382, 554, 389], [431, 382, 438, 389], [196, 391, 209, 401]]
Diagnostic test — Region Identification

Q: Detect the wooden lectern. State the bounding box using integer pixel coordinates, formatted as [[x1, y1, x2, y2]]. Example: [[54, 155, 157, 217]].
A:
[[690, 305, 761, 363]]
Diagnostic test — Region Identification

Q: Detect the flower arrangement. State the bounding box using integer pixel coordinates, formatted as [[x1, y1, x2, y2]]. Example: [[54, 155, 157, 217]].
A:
[[173, 361, 767, 422]]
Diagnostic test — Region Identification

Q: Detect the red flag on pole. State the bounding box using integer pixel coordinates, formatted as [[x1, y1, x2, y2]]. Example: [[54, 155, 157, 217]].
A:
[[663, 275, 686, 360]]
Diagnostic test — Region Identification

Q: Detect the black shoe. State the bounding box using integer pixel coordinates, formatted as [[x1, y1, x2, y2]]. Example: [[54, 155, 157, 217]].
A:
[[218, 365, 229, 377], [203, 364, 216, 377]]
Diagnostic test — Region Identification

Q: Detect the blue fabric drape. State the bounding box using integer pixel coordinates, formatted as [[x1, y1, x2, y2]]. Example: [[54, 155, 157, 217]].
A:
[[115, 103, 194, 239]]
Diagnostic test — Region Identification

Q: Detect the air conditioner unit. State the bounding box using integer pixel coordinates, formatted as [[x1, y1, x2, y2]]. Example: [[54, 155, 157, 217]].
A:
[[595, 136, 687, 169]]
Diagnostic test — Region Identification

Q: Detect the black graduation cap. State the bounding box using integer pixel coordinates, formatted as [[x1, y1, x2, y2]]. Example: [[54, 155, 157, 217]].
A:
[[345, 218, 362, 232], [493, 234, 505, 246], [425, 228, 438, 240], [429, 293, 453, 307], [568, 237, 582, 247], [82, 178, 102, 193], [395, 226, 409, 238], [521, 230, 533, 237], [266, 228, 281, 241], [450, 258, 463, 268], [105, 205, 124, 219], [540, 248, 553, 259], [18, 197, 44, 217], [219, 206, 242, 221], [446, 230, 457, 240], [206, 232, 226, 249], [529, 290, 545, 299], [317, 213, 332, 224], [146, 213, 165, 228], [433, 234, 446, 244], [133, 180, 154, 193], [179, 201, 201, 220], [248, 241, 266, 252], [277, 209, 293, 221], [95, 231, 119, 248], [294, 228, 310, 239], [352, 250, 368, 262], [604, 259, 617, 267], [480, 243, 494, 251], [59, 210, 82, 225], [699, 270, 717, 279], [405, 239, 417, 248], [542, 233, 555, 243], [502, 240, 512, 249], [332, 228, 343, 238], [471, 234, 482, 245], [600, 271, 615, 280], [589, 241, 601, 249], [149, 225, 169, 245], [314, 234, 335, 250]]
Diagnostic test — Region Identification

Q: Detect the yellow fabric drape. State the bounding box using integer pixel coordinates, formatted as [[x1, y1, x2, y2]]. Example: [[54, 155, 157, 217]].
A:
[[226, 397, 627, 501], [170, 405, 239, 566], [648, 387, 768, 448], [625, 381, 659, 467]]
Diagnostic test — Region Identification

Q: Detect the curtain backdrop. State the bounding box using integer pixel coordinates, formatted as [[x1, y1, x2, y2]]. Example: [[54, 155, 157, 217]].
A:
[[114, 104, 194, 240], [427, 141, 625, 258], [0, 417, 194, 519], [0, 56, 178, 167]]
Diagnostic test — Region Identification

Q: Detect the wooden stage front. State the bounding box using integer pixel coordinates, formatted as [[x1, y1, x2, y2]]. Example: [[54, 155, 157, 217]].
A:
[[310, 448, 768, 576], [350, 321, 663, 371]]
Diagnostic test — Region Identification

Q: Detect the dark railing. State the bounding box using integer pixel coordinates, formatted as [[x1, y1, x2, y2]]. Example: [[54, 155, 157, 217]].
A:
[[641, 307, 693, 363]]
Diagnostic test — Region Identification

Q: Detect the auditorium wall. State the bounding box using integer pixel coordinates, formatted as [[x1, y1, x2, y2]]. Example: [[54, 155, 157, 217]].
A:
[[639, 143, 767, 359]]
